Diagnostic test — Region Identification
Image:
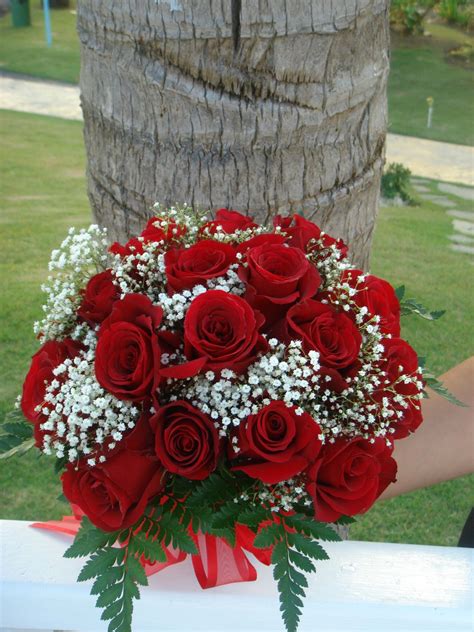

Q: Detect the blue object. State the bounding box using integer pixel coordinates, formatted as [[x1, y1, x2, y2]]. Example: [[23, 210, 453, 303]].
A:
[[43, 0, 52, 47]]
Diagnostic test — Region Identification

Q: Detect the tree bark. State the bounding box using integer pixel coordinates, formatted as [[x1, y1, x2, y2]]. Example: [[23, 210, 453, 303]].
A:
[[77, 0, 390, 269]]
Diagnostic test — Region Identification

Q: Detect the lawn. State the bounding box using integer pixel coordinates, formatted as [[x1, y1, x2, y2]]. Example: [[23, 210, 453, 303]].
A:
[[0, 2, 80, 84], [1, 7, 473, 145], [388, 38, 474, 146], [0, 109, 473, 545]]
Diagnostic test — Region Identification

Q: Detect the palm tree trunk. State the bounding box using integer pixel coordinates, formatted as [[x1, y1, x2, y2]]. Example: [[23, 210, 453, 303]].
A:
[[77, 0, 390, 269]]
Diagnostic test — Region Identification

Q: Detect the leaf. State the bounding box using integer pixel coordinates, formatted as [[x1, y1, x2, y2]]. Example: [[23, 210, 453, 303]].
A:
[[130, 530, 167, 564], [334, 515, 356, 526], [2, 422, 32, 439], [423, 370, 467, 407], [237, 505, 273, 528], [0, 413, 34, 460], [0, 437, 34, 459], [157, 512, 198, 554], [288, 548, 316, 573], [253, 522, 281, 549], [95, 581, 123, 608], [78, 548, 125, 582], [287, 533, 330, 561], [211, 502, 242, 530], [395, 285, 405, 301], [400, 298, 445, 321], [284, 515, 341, 542], [91, 567, 124, 595], [101, 599, 124, 621], [64, 517, 119, 559], [271, 540, 303, 632], [125, 556, 148, 586]]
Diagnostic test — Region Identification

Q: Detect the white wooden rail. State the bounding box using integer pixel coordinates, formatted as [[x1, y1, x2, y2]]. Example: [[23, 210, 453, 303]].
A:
[[1, 520, 472, 631]]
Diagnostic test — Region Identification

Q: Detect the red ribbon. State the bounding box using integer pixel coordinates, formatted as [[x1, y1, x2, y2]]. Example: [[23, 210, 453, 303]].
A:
[[31, 511, 272, 588]]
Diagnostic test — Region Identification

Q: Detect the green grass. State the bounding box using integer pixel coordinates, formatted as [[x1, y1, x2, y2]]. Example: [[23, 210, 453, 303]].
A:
[[388, 30, 474, 146], [0, 109, 473, 544], [0, 109, 89, 520], [352, 177, 474, 545], [0, 2, 80, 84]]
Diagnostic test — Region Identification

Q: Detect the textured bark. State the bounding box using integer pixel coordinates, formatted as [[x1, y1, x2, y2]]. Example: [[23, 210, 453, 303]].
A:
[[77, 0, 390, 269]]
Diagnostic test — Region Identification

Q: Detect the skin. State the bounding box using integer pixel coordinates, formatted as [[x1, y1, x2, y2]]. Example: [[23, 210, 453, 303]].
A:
[[380, 356, 474, 501]]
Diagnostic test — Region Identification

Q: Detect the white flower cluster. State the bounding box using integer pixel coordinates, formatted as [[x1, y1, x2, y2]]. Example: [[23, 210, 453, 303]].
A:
[[171, 339, 322, 439], [239, 479, 312, 513], [307, 237, 351, 290], [111, 248, 245, 330], [34, 225, 108, 342], [39, 337, 139, 464]]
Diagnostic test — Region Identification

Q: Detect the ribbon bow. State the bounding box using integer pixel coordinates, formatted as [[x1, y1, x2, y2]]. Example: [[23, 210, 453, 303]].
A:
[[32, 509, 272, 589]]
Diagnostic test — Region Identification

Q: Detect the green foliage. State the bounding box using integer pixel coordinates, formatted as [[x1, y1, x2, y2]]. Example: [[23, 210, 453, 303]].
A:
[[253, 515, 339, 632], [0, 409, 34, 459], [396, 286, 446, 320], [437, 0, 471, 27], [381, 163, 414, 205], [390, 1, 435, 35], [65, 506, 199, 632], [423, 368, 467, 406]]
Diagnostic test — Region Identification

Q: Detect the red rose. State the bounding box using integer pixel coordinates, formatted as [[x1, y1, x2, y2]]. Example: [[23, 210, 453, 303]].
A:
[[110, 216, 185, 257], [230, 401, 322, 484], [77, 270, 120, 326], [287, 299, 362, 370], [95, 294, 163, 402], [140, 216, 186, 242], [380, 337, 420, 397], [318, 367, 349, 393], [306, 438, 397, 522], [391, 400, 423, 439], [21, 339, 82, 446], [342, 269, 400, 337], [165, 240, 236, 293], [184, 290, 268, 374], [273, 214, 321, 251], [239, 243, 321, 328], [274, 214, 348, 257], [62, 413, 164, 531], [236, 233, 286, 255], [201, 209, 257, 235], [151, 401, 220, 480]]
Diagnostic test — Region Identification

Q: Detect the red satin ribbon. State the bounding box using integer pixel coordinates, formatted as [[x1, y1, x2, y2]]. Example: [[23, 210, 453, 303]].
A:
[[31, 512, 272, 588]]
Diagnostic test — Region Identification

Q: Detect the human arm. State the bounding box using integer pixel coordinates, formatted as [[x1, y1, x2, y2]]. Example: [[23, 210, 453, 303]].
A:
[[380, 356, 474, 501]]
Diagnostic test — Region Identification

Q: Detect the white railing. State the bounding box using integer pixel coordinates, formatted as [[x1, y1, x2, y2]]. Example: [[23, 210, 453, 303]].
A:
[[1, 520, 472, 631]]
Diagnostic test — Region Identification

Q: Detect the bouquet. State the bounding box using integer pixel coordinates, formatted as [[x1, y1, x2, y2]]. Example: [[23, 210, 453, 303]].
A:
[[4, 207, 452, 632]]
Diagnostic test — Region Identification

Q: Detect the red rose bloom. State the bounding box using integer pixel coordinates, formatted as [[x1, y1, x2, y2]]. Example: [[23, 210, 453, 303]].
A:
[[239, 243, 321, 328], [236, 232, 286, 255], [110, 216, 185, 257], [184, 290, 268, 374], [21, 339, 82, 446], [273, 214, 321, 251], [380, 337, 420, 397], [165, 240, 236, 293], [151, 401, 220, 480], [274, 214, 348, 257], [77, 270, 120, 326], [140, 216, 186, 242], [307, 438, 397, 522], [287, 299, 362, 370], [342, 269, 400, 337], [62, 413, 165, 531], [95, 294, 163, 402], [230, 401, 322, 484], [391, 400, 423, 439], [201, 209, 257, 235]]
